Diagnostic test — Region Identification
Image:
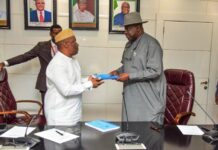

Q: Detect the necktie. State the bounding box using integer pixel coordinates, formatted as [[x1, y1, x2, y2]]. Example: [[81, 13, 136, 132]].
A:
[[53, 45, 58, 54], [39, 11, 44, 22]]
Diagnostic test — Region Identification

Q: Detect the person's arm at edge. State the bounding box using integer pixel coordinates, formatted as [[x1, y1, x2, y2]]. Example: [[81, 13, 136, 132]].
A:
[[1, 42, 42, 67]]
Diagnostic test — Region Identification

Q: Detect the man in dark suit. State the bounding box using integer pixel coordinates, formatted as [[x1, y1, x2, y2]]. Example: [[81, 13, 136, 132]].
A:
[[0, 24, 62, 114], [30, 0, 52, 22]]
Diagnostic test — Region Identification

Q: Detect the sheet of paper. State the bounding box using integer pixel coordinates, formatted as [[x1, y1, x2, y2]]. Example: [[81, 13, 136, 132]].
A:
[[34, 128, 79, 144], [0, 126, 35, 138], [0, 145, 29, 150], [115, 143, 146, 149], [177, 125, 204, 135]]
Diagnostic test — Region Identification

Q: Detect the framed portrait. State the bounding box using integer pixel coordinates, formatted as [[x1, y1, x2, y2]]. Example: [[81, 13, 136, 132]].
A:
[[109, 0, 140, 34], [24, 0, 57, 30], [69, 0, 99, 30], [0, 0, 10, 29]]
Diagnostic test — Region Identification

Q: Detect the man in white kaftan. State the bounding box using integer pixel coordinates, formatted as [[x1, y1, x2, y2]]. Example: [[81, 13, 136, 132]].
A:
[[45, 29, 102, 125]]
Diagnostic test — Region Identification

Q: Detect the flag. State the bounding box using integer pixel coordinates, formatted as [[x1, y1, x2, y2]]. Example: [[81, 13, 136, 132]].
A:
[[113, 0, 118, 10]]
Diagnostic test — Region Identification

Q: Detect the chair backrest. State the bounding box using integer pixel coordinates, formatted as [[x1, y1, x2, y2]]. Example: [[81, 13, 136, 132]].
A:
[[0, 69, 17, 123], [164, 69, 195, 125]]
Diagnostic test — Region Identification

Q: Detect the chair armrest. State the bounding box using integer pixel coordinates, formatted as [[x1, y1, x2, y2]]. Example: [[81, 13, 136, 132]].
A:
[[0, 110, 32, 123], [174, 112, 196, 124], [16, 100, 42, 115]]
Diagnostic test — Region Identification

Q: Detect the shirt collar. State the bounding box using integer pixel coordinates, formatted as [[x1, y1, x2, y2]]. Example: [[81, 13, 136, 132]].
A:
[[51, 41, 56, 47], [37, 10, 44, 15], [56, 51, 74, 61]]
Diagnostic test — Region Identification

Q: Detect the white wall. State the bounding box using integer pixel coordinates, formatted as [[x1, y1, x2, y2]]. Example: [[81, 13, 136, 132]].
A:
[[1, 0, 218, 124]]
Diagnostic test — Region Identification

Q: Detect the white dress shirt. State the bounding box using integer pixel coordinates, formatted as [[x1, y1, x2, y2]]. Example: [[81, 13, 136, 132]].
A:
[[37, 10, 44, 21], [45, 51, 92, 125], [51, 41, 58, 57]]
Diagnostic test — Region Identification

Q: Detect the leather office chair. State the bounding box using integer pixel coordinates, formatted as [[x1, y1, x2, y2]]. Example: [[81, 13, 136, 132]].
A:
[[164, 69, 195, 125], [0, 68, 46, 125]]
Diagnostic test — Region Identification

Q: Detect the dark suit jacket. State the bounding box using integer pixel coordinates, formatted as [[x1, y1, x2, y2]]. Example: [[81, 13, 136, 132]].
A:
[[7, 41, 52, 92], [30, 10, 52, 22]]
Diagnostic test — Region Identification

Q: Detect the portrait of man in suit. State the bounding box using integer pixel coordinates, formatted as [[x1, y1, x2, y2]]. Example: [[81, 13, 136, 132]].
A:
[[30, 0, 52, 22], [109, 0, 139, 33]]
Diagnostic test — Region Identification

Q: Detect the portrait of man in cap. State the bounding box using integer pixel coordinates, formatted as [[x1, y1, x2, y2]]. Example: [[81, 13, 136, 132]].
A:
[[70, 0, 98, 30], [109, 0, 140, 33], [113, 1, 130, 26], [73, 0, 95, 23]]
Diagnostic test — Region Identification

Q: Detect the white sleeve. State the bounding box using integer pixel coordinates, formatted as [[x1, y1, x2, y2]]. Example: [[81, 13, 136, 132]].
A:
[[3, 61, 9, 66], [81, 77, 93, 91], [47, 65, 93, 97]]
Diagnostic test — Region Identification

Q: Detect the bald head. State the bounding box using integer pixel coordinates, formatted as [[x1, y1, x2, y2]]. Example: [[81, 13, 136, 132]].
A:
[[35, 0, 45, 11], [121, 2, 130, 15]]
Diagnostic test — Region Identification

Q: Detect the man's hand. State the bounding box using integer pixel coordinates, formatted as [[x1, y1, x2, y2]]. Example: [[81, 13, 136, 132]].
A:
[[117, 73, 129, 82], [109, 70, 119, 76], [0, 62, 5, 71], [90, 77, 104, 88]]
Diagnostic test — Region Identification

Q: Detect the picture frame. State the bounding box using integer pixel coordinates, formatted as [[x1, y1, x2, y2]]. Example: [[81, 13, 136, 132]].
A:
[[0, 0, 10, 29], [24, 0, 57, 30], [69, 0, 99, 30], [109, 0, 140, 34]]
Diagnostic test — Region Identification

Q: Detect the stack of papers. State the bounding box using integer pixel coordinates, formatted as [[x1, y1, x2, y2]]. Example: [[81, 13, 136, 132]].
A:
[[0, 126, 35, 138], [85, 120, 120, 132], [35, 128, 79, 144], [115, 143, 146, 150], [177, 125, 204, 135]]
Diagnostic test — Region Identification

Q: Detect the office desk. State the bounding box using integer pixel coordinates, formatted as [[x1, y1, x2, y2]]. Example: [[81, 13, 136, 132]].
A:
[[0, 122, 217, 150]]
